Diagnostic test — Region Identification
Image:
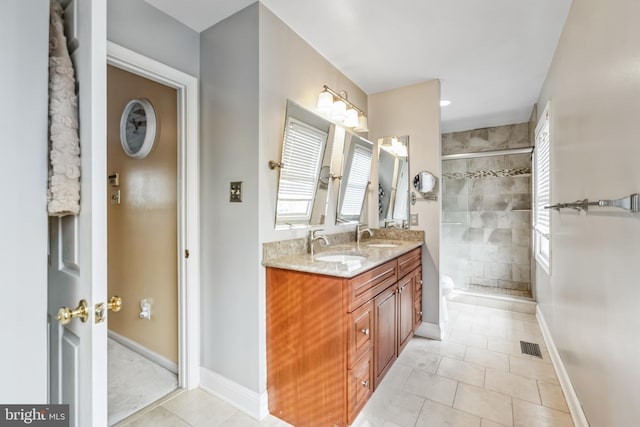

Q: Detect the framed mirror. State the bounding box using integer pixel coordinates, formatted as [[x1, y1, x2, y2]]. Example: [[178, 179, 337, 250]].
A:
[[336, 132, 374, 224], [378, 136, 410, 228], [275, 100, 335, 229]]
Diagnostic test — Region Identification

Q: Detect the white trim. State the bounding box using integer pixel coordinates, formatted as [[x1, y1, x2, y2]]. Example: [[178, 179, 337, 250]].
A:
[[415, 321, 442, 340], [108, 330, 178, 374], [106, 41, 201, 390], [536, 306, 590, 427], [199, 367, 269, 421]]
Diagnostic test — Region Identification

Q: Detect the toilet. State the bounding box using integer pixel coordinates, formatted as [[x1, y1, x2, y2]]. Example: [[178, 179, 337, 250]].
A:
[[441, 275, 455, 322]]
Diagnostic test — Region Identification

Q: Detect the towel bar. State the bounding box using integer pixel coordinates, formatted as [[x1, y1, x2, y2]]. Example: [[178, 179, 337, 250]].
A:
[[545, 193, 639, 213]]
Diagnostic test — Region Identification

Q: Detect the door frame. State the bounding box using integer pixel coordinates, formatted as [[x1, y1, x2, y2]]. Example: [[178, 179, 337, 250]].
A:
[[106, 41, 200, 389]]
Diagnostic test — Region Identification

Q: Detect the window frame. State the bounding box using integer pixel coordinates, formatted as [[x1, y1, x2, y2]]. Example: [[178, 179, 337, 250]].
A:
[[533, 102, 551, 274]]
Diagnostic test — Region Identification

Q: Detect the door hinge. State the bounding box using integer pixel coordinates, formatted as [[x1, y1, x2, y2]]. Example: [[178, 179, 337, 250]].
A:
[[185, 249, 190, 259]]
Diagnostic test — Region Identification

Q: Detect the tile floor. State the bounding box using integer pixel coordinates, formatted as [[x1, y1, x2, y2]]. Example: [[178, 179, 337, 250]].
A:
[[115, 300, 574, 427]]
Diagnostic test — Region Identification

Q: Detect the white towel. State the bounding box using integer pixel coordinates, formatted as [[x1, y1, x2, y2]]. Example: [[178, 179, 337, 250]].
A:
[[47, 0, 80, 216]]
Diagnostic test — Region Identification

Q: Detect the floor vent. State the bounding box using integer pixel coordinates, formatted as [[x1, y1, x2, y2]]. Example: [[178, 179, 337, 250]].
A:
[[520, 341, 543, 358]]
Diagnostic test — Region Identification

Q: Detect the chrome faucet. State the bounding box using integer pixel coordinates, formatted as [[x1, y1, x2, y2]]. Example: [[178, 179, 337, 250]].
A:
[[356, 223, 373, 245], [309, 229, 329, 257]]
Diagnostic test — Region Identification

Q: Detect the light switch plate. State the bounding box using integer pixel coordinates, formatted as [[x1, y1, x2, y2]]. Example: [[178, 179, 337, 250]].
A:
[[230, 181, 242, 202], [108, 172, 119, 187], [410, 213, 418, 226]]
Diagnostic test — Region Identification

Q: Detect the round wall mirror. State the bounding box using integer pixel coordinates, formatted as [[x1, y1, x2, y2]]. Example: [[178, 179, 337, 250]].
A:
[[413, 171, 437, 193]]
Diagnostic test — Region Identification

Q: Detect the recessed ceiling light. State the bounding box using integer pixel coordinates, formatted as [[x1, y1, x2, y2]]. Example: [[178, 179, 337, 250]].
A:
[[440, 99, 451, 107]]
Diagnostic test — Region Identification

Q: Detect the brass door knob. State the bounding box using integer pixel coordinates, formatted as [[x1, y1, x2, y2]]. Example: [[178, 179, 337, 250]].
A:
[[107, 296, 122, 312], [56, 300, 89, 325]]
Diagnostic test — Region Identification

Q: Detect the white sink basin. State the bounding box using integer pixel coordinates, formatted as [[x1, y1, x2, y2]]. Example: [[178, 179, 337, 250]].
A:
[[315, 254, 367, 263], [367, 243, 399, 248]]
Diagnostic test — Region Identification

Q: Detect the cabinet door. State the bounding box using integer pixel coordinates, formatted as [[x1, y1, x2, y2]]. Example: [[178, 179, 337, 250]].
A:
[[414, 268, 423, 329], [373, 285, 397, 388], [397, 273, 415, 354]]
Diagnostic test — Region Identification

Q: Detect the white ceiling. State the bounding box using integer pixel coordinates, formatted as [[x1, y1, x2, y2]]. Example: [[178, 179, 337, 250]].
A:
[[145, 0, 572, 133]]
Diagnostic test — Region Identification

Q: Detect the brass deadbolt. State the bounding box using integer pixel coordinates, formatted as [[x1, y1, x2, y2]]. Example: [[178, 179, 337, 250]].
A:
[[107, 296, 122, 312]]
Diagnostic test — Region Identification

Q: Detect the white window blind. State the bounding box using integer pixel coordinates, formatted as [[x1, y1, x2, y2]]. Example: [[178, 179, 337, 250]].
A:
[[340, 143, 373, 217], [276, 117, 327, 223], [534, 104, 551, 271]]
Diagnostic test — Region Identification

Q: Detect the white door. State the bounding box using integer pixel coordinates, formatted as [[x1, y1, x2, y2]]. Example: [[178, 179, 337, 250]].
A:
[[48, 1, 108, 426]]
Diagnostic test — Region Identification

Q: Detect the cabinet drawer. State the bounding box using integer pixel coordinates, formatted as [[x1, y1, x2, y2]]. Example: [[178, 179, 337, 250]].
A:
[[397, 247, 421, 279], [348, 300, 373, 368], [347, 350, 373, 425], [346, 259, 397, 312]]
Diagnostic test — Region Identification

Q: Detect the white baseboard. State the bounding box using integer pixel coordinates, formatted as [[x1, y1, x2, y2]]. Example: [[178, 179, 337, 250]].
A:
[[108, 330, 178, 374], [199, 367, 268, 420], [415, 321, 442, 340], [536, 307, 589, 427]]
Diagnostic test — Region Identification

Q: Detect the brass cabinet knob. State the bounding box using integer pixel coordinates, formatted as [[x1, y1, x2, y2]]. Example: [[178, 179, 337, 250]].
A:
[[56, 300, 89, 325], [107, 296, 122, 312], [361, 380, 369, 388]]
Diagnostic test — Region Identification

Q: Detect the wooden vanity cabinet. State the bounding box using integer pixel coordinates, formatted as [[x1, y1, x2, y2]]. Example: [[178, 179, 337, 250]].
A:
[[266, 247, 423, 427]]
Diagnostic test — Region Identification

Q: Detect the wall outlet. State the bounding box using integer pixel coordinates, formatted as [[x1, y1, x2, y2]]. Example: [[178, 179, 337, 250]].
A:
[[410, 213, 419, 226], [110, 189, 121, 205], [230, 181, 242, 202]]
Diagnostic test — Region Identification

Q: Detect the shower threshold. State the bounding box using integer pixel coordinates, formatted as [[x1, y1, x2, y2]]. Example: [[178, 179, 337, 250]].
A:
[[460, 283, 533, 300]]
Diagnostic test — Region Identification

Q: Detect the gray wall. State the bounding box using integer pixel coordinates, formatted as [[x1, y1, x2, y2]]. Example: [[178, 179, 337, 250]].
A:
[[107, 0, 199, 77], [200, 2, 370, 395], [535, 0, 640, 425], [0, 0, 49, 402], [200, 3, 261, 391]]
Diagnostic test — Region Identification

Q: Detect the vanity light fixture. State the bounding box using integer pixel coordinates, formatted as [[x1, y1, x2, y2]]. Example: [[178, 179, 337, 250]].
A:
[[317, 85, 368, 132]]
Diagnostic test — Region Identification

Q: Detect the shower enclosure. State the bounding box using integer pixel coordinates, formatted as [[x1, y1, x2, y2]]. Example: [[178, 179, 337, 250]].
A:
[[441, 143, 534, 299]]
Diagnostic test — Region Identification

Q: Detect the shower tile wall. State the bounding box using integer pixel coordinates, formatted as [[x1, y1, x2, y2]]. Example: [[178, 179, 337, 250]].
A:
[[441, 123, 532, 293]]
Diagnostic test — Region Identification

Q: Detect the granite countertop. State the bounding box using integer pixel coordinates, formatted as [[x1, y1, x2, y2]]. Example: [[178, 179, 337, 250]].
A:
[[262, 238, 423, 278]]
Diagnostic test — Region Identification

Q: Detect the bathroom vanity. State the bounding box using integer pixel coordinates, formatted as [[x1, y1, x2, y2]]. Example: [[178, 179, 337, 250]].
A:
[[264, 238, 423, 426]]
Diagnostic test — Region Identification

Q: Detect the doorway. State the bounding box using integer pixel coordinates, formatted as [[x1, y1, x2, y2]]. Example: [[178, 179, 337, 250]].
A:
[[106, 64, 179, 424]]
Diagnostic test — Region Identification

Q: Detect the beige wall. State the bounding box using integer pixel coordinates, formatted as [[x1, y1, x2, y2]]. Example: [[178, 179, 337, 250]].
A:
[[367, 81, 442, 327], [258, 4, 368, 244], [107, 65, 178, 364], [535, 0, 640, 425]]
